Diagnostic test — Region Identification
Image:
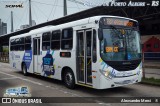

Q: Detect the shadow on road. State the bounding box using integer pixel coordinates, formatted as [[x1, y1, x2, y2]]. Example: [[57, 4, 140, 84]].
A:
[[14, 71, 136, 97]]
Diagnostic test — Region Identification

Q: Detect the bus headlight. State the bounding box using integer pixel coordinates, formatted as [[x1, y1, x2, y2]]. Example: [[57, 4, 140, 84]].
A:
[[105, 71, 109, 77], [99, 69, 113, 79]]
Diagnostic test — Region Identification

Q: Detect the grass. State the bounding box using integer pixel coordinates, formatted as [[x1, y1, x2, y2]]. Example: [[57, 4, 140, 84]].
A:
[[141, 77, 160, 86]]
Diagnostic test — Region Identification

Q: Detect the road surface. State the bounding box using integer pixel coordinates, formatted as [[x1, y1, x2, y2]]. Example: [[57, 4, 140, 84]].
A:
[[0, 62, 159, 106]]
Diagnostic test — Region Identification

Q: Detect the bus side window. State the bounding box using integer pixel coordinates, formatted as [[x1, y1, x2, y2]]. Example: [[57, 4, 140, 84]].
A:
[[10, 39, 15, 51], [61, 28, 73, 50], [11, 46, 14, 51], [25, 36, 31, 50], [51, 30, 61, 50], [93, 29, 97, 63], [19, 37, 24, 51], [15, 38, 19, 51], [15, 37, 24, 51], [42, 32, 51, 51]]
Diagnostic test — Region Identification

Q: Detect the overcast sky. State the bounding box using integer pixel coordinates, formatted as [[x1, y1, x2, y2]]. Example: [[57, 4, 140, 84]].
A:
[[0, 0, 111, 34]]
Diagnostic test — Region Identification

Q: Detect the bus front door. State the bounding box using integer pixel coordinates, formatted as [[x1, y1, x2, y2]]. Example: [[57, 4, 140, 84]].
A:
[[77, 29, 92, 85], [33, 37, 41, 74]]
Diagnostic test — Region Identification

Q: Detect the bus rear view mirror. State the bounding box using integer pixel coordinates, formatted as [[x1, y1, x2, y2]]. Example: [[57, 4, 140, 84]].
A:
[[98, 28, 103, 41]]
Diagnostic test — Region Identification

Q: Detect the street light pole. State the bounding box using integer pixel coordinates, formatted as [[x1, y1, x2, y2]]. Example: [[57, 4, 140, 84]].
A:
[[64, 0, 67, 16], [29, 0, 32, 27]]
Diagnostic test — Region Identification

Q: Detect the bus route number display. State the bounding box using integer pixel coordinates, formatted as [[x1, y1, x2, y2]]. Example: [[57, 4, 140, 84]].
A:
[[106, 47, 118, 52], [103, 18, 136, 27]]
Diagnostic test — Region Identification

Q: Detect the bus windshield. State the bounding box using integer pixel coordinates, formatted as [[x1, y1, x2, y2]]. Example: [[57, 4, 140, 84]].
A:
[[101, 28, 141, 61]]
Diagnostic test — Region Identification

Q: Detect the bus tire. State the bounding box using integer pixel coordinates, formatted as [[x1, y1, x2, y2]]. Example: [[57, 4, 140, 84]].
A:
[[22, 63, 28, 76], [63, 69, 75, 89]]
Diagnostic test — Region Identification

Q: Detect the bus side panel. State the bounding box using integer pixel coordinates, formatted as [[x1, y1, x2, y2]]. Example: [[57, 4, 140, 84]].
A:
[[22, 50, 33, 74], [92, 32, 101, 89], [10, 51, 25, 71], [39, 50, 76, 81]]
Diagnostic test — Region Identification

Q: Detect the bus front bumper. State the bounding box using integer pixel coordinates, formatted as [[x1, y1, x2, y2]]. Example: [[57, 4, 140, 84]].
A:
[[98, 72, 142, 89]]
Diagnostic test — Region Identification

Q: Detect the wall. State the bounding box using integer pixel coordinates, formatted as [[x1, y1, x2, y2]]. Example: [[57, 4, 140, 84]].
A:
[[142, 36, 160, 52]]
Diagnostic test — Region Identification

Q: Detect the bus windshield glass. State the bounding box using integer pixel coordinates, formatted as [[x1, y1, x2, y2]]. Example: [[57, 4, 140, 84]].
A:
[[101, 28, 141, 61]]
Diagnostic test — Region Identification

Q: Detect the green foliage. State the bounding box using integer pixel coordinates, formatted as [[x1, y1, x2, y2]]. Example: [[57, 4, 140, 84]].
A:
[[142, 77, 160, 86], [3, 47, 9, 53]]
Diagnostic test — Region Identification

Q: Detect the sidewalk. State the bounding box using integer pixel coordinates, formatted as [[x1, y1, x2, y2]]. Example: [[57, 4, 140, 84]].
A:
[[144, 68, 160, 79], [143, 60, 160, 80]]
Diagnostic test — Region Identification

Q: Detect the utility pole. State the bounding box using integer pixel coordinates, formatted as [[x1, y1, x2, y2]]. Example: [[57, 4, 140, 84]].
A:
[[29, 0, 32, 27], [11, 11, 13, 32], [64, 0, 67, 16]]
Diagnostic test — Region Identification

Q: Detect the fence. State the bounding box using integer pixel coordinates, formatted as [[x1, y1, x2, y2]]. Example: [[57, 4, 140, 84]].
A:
[[0, 52, 9, 63], [143, 52, 160, 60], [142, 52, 160, 79]]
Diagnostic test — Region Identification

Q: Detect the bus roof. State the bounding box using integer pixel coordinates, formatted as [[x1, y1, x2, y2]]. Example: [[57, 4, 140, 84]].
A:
[[10, 33, 29, 40], [10, 15, 138, 39]]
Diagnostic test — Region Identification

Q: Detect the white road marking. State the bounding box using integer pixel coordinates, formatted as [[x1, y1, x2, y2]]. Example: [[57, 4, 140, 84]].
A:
[[0, 71, 81, 97], [19, 78, 43, 85], [0, 71, 43, 85], [0, 77, 18, 80], [0, 71, 111, 105], [0, 71, 16, 77], [98, 103, 112, 106]]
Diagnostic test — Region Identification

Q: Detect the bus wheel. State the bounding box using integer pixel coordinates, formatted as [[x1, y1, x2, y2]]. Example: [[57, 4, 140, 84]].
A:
[[64, 70, 75, 89], [22, 63, 28, 76]]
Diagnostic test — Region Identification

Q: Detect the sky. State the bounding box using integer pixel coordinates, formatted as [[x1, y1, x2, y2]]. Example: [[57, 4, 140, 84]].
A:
[[0, 0, 112, 34]]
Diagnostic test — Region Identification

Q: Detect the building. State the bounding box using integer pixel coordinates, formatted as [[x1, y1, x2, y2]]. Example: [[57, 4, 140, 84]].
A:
[[20, 24, 30, 30], [141, 35, 160, 60], [20, 20, 36, 30], [142, 35, 160, 52], [0, 19, 7, 35], [15, 29, 20, 32], [32, 20, 36, 26], [2, 22, 7, 34]]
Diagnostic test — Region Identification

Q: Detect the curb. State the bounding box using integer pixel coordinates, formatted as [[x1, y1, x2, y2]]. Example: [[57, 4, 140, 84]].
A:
[[140, 82, 160, 87], [140, 81, 160, 87]]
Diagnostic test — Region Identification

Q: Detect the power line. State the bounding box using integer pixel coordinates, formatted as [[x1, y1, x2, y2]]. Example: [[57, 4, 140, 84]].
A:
[[67, 0, 91, 7], [24, 3, 29, 27], [15, 1, 29, 30], [47, 0, 57, 21], [75, 1, 81, 11], [32, 4, 39, 24], [14, 12, 25, 30], [3, 13, 10, 23], [32, 1, 48, 20], [51, 0, 58, 21], [31, 0, 88, 9], [11, 1, 28, 29]]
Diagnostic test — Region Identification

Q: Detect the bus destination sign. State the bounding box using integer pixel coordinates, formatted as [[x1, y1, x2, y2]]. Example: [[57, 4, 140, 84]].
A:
[[103, 18, 138, 27]]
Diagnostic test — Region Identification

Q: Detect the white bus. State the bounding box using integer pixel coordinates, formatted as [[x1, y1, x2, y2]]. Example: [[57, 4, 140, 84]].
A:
[[9, 16, 142, 89]]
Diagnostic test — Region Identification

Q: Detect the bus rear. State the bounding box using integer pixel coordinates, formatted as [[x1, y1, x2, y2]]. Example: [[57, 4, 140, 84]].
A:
[[96, 17, 142, 89]]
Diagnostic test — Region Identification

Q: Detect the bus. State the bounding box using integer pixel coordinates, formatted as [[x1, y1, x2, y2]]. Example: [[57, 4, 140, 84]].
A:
[[9, 16, 142, 89], [4, 86, 31, 97]]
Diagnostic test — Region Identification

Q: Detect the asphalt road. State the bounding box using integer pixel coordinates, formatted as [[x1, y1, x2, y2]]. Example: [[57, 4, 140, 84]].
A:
[[0, 62, 160, 106]]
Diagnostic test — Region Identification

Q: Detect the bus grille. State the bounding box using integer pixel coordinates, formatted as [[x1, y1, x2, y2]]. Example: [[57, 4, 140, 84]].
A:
[[113, 63, 139, 71]]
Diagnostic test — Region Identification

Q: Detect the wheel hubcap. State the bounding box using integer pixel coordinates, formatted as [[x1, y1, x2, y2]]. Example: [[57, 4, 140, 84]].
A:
[[23, 65, 26, 73], [66, 73, 72, 85]]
